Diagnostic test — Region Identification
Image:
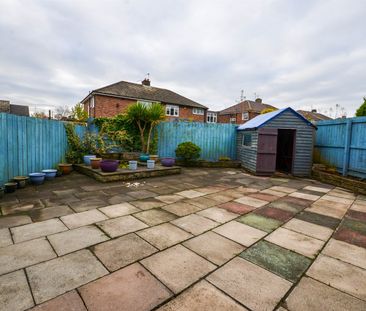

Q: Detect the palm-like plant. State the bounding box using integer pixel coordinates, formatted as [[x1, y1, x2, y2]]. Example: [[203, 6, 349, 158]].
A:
[[146, 103, 166, 154]]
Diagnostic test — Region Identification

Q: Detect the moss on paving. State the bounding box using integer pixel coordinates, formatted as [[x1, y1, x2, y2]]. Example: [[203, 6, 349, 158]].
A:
[[237, 213, 282, 233]]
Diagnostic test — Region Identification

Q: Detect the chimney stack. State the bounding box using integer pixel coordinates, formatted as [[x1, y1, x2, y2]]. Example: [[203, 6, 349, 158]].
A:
[[142, 78, 150, 86], [311, 109, 317, 113], [255, 98, 262, 103]]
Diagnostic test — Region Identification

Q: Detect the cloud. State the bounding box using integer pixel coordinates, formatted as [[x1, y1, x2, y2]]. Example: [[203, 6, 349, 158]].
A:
[[0, 0, 365, 116]]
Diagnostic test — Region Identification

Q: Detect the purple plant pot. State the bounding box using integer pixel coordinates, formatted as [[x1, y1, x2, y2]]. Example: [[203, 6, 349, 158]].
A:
[[161, 157, 175, 167], [100, 160, 119, 172]]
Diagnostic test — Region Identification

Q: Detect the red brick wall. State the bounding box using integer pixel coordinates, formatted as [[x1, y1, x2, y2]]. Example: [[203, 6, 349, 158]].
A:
[[83, 94, 206, 122], [217, 111, 260, 124]]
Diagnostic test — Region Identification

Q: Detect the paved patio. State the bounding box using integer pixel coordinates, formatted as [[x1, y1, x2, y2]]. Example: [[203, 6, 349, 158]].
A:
[[1, 168, 366, 311]]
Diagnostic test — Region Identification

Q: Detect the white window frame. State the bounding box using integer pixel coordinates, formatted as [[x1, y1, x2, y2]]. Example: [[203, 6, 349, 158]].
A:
[[193, 108, 204, 115], [242, 133, 252, 147], [166, 105, 179, 117], [230, 117, 236, 124], [242, 112, 249, 121], [207, 112, 217, 123]]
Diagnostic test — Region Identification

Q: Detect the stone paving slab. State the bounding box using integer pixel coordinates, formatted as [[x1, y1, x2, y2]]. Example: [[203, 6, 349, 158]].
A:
[[79, 263, 172, 311], [107, 194, 134, 205], [130, 199, 166, 210], [218, 202, 255, 215], [265, 227, 324, 258], [207, 257, 292, 311], [214, 221, 267, 247], [261, 189, 288, 197], [92, 233, 157, 271], [11, 218, 68, 243], [29, 290, 87, 311], [240, 240, 312, 282], [27, 249, 108, 304], [303, 185, 331, 193], [295, 211, 340, 229], [156, 194, 184, 204], [176, 190, 205, 198], [157, 280, 247, 311], [1, 203, 39, 215], [171, 214, 218, 235], [306, 254, 366, 300], [126, 189, 157, 199], [183, 231, 244, 265], [249, 193, 280, 202], [69, 198, 107, 212], [162, 202, 202, 216], [97, 215, 148, 238], [141, 245, 216, 294], [342, 218, 366, 235], [285, 277, 366, 311], [0, 215, 32, 229], [351, 201, 366, 213], [184, 196, 218, 209], [283, 218, 333, 241], [48, 225, 109, 256], [0, 238, 56, 275], [269, 201, 303, 214], [333, 227, 366, 248], [29, 205, 74, 222], [61, 209, 108, 229], [137, 223, 193, 250], [237, 213, 282, 233], [197, 207, 238, 223], [0, 228, 12, 248], [322, 239, 366, 270], [321, 194, 354, 205], [234, 196, 268, 208], [307, 201, 349, 219], [205, 193, 233, 204], [347, 210, 366, 222], [254, 206, 294, 222], [98, 202, 140, 218], [289, 191, 320, 201], [269, 186, 297, 194], [0, 270, 34, 311], [134, 209, 177, 226]]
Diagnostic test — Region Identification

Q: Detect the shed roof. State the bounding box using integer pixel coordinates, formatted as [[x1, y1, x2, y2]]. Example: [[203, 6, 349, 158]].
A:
[[237, 107, 316, 130]]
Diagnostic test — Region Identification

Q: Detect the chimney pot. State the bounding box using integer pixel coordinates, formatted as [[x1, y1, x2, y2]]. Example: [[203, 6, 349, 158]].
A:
[[255, 98, 262, 103], [311, 109, 317, 113], [142, 78, 150, 86]]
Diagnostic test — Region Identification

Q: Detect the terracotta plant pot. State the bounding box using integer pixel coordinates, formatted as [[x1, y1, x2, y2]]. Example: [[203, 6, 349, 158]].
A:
[[149, 155, 159, 162], [90, 158, 102, 169], [58, 163, 73, 175], [4, 182, 17, 193], [100, 160, 119, 172], [12, 176, 29, 188], [161, 158, 175, 167]]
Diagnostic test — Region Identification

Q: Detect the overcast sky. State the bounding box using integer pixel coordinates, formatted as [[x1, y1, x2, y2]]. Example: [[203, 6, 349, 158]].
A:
[[1, 0, 365, 117]]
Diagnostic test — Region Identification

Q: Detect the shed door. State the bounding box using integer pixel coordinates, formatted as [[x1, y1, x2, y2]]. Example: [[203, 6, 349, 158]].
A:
[[256, 128, 278, 175]]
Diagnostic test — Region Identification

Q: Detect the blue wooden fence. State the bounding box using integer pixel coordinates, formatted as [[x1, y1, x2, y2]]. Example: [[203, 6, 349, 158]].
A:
[[315, 116, 366, 178], [157, 122, 237, 161], [0, 113, 86, 185]]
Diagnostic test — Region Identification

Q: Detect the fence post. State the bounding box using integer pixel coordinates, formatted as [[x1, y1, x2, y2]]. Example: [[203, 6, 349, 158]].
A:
[[342, 119, 352, 176]]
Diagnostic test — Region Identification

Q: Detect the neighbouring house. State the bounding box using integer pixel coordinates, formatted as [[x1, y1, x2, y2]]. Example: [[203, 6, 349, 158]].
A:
[[206, 111, 218, 123], [81, 79, 208, 122], [0, 100, 30, 117], [297, 109, 332, 121], [217, 98, 277, 124], [236, 107, 317, 177]]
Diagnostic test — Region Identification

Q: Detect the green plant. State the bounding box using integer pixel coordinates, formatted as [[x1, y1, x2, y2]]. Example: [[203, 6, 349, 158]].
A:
[[71, 103, 88, 122], [219, 156, 231, 161], [175, 142, 201, 162], [64, 123, 84, 163], [356, 97, 366, 117], [260, 107, 278, 114]]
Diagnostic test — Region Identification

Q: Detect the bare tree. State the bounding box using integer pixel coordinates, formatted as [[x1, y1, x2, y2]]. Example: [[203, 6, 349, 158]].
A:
[[54, 105, 71, 120]]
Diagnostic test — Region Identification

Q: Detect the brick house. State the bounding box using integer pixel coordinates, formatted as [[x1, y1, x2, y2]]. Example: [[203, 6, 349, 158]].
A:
[[81, 79, 208, 122], [217, 98, 277, 124]]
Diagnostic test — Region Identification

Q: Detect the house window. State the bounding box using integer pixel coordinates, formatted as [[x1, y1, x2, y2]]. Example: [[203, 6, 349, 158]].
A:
[[166, 105, 179, 116], [90, 96, 95, 108], [193, 108, 204, 115], [242, 112, 249, 120], [137, 100, 154, 107], [207, 112, 217, 123], [242, 133, 252, 146], [230, 117, 236, 124]]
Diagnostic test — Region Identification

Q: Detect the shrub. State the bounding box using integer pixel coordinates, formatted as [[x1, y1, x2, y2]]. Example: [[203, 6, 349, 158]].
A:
[[175, 142, 201, 161]]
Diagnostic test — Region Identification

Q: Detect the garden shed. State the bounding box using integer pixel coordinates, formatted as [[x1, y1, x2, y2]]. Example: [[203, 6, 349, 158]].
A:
[[236, 107, 317, 177]]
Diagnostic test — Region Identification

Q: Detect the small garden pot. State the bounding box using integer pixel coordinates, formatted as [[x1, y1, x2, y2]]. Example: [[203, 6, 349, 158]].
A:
[[29, 173, 46, 185], [149, 155, 159, 162], [83, 155, 96, 166], [100, 160, 119, 172], [161, 157, 175, 167], [139, 154, 150, 162], [90, 158, 102, 169], [42, 169, 57, 180], [0, 187, 4, 198], [58, 163, 72, 175], [147, 160, 155, 169], [12, 176, 29, 188], [129, 160, 138, 170], [5, 182, 17, 193]]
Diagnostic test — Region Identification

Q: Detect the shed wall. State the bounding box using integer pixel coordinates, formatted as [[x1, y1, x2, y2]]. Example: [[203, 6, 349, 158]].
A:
[[263, 110, 315, 176], [236, 131, 258, 173]]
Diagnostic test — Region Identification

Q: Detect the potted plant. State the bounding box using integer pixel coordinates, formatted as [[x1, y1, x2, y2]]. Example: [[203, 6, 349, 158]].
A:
[[129, 160, 138, 170], [4, 182, 17, 193], [83, 155, 96, 165], [29, 173, 46, 185], [90, 158, 102, 169], [12, 176, 29, 188], [100, 160, 119, 172], [147, 160, 155, 169], [161, 158, 175, 167], [42, 169, 58, 180], [58, 163, 73, 175], [175, 141, 201, 164]]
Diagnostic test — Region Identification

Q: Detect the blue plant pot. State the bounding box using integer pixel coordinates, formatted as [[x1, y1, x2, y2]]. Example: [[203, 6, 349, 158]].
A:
[[139, 154, 150, 162], [83, 155, 96, 166], [29, 173, 46, 185], [42, 169, 57, 180]]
